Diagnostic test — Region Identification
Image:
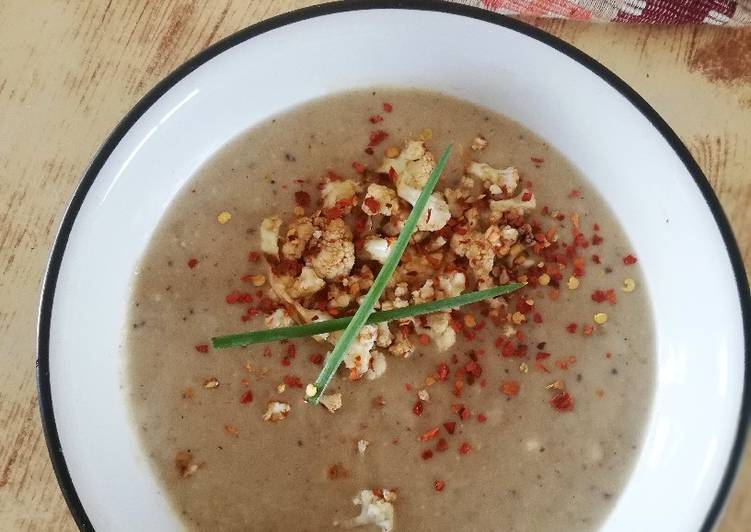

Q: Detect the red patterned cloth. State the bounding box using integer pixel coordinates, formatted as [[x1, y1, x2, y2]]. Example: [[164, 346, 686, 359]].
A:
[[452, 0, 751, 24]]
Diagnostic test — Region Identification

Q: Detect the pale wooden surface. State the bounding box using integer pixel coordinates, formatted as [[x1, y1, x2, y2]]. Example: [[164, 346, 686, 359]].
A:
[[0, 1, 748, 530]]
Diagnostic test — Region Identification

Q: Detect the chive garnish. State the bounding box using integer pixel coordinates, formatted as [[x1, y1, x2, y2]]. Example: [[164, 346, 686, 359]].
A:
[[211, 283, 523, 349], [301, 144, 452, 403]]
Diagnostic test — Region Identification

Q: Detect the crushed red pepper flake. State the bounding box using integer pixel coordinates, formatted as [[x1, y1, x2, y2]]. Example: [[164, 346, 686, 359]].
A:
[[435, 438, 448, 452], [239, 390, 253, 404], [194, 344, 209, 354], [550, 391, 575, 412], [247, 251, 260, 262], [434, 480, 446, 492], [421, 449, 434, 460], [477, 413, 488, 423], [413, 400, 424, 416], [419, 427, 440, 442], [458, 442, 472, 455], [501, 380, 520, 397], [369, 114, 384, 124], [309, 353, 323, 365], [368, 130, 389, 147], [383, 102, 393, 113], [623, 254, 638, 265], [187, 258, 198, 269], [443, 421, 456, 435], [283, 375, 303, 388], [566, 323, 578, 334], [352, 161, 366, 174]]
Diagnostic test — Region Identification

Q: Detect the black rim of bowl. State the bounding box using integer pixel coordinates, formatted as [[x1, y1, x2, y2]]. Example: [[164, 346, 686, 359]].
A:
[[37, 1, 750, 530]]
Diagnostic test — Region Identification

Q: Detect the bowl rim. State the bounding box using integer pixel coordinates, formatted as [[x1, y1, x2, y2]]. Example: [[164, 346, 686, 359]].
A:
[[36, 1, 750, 530]]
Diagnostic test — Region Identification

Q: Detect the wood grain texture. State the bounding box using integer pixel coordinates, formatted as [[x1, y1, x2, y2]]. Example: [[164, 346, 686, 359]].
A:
[[0, 1, 747, 530]]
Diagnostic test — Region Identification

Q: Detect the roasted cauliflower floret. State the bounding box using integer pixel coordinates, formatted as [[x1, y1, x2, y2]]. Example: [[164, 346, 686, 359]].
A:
[[281, 217, 314, 260], [366, 351, 387, 381], [287, 266, 325, 299], [307, 218, 355, 280], [362, 184, 399, 216], [437, 271, 466, 298], [264, 308, 293, 329], [467, 162, 520, 195], [388, 330, 414, 358], [322, 179, 359, 209], [344, 489, 396, 532], [415, 312, 456, 352], [451, 230, 495, 289], [375, 322, 394, 348], [490, 189, 536, 216], [260, 216, 282, 258], [360, 236, 393, 264], [411, 279, 436, 304], [341, 324, 378, 378]]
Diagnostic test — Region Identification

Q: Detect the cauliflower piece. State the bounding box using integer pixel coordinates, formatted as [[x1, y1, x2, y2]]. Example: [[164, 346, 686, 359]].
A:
[[395, 187, 451, 232], [388, 331, 414, 358], [307, 218, 355, 280], [450, 231, 495, 277], [342, 324, 378, 378], [426, 235, 447, 252], [375, 322, 394, 348], [437, 271, 466, 298], [377, 140, 449, 231], [267, 271, 333, 341], [361, 236, 393, 264], [327, 284, 352, 309], [357, 440, 370, 455], [287, 266, 325, 299], [366, 350, 387, 381], [362, 184, 399, 216], [471, 136, 488, 151], [319, 392, 343, 413], [281, 217, 314, 260], [415, 312, 456, 352], [468, 162, 520, 195], [412, 279, 436, 304], [490, 189, 536, 215], [265, 308, 293, 329], [501, 225, 519, 242], [322, 179, 359, 209], [345, 489, 396, 532], [260, 216, 282, 258], [262, 400, 290, 422]]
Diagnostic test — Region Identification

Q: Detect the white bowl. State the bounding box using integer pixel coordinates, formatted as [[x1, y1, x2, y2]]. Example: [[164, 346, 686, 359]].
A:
[[37, 2, 749, 531]]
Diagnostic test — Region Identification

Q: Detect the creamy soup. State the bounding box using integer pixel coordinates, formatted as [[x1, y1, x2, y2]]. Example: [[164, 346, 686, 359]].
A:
[[126, 89, 655, 531]]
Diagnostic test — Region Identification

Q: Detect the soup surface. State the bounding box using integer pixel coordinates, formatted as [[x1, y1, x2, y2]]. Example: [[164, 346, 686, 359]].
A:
[[126, 89, 655, 531]]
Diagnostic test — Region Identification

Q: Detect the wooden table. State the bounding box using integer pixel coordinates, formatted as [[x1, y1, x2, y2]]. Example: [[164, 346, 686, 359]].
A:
[[1, 1, 748, 530]]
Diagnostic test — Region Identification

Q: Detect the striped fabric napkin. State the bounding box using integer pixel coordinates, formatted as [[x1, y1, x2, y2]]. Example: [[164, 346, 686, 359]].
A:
[[452, 0, 751, 25]]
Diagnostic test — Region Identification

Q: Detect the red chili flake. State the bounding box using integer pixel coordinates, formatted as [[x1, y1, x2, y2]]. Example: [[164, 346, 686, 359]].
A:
[[418, 334, 430, 346], [464, 360, 482, 378], [247, 251, 260, 262], [593, 223, 600, 231], [606, 289, 617, 305], [364, 147, 374, 155], [535, 351, 551, 360], [592, 234, 604, 245], [383, 102, 393, 113], [535, 362, 551, 373], [566, 323, 578, 334], [550, 391, 574, 412], [187, 258, 198, 268], [281, 358, 291, 367], [458, 442, 472, 455], [283, 375, 303, 388], [583, 324, 594, 336], [419, 427, 440, 442], [500, 380, 520, 397], [437, 363, 449, 381], [194, 344, 209, 353], [521, 191, 533, 202], [434, 480, 446, 492], [569, 189, 581, 198], [294, 190, 311, 207], [239, 390, 253, 404], [532, 312, 543, 324], [421, 449, 434, 460], [368, 130, 389, 147], [477, 413, 487, 423], [405, 383, 413, 392], [364, 196, 381, 213], [530, 156, 544, 167], [388, 166, 398, 183], [225, 291, 242, 304], [443, 422, 456, 435], [591, 290, 608, 303], [591, 254, 601, 264], [623, 254, 638, 265], [435, 438, 448, 452], [458, 406, 471, 421], [286, 344, 297, 358], [369, 114, 384, 124], [413, 401, 424, 416], [352, 161, 366, 174], [309, 353, 323, 365]]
